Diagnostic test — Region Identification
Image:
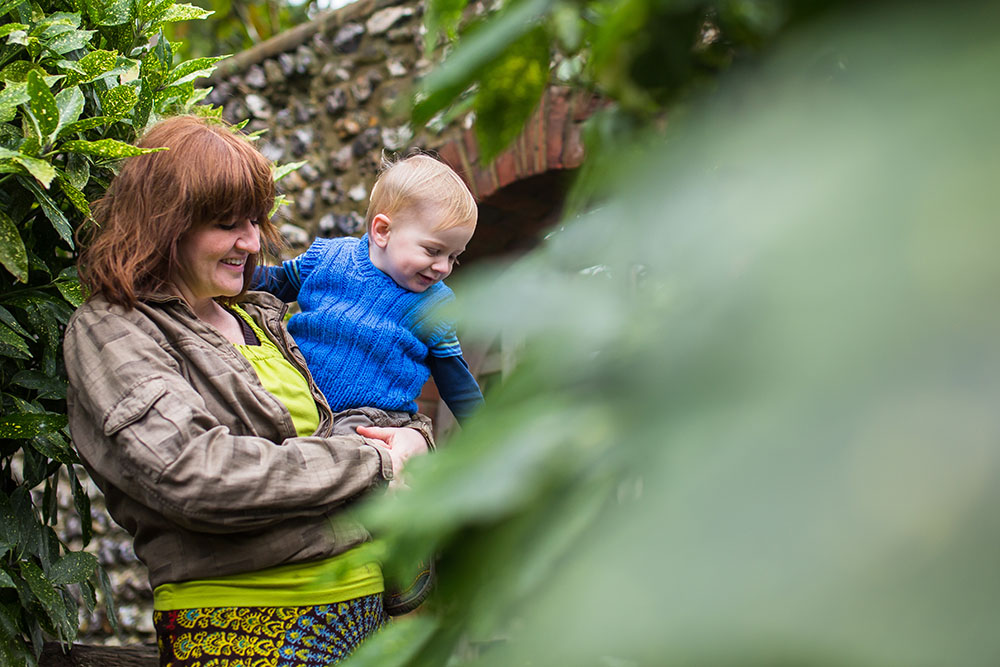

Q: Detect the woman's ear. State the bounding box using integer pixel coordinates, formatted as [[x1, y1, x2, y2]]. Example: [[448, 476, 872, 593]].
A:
[[370, 214, 391, 248]]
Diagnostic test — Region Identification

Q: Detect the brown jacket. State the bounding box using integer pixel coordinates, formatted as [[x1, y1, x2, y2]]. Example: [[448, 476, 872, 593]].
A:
[[64, 291, 429, 588]]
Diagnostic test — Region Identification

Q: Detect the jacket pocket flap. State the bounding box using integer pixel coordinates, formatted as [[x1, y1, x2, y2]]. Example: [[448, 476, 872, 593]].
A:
[[103, 377, 168, 436]]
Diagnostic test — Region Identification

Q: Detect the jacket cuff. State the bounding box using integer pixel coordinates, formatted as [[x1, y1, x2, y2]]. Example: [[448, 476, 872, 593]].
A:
[[361, 438, 394, 482], [407, 413, 436, 451]]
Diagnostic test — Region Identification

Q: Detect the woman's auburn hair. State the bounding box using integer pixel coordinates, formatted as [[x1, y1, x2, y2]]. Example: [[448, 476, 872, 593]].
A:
[[78, 115, 283, 308]]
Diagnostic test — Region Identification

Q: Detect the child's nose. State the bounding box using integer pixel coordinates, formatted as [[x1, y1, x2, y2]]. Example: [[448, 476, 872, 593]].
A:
[[432, 257, 451, 275]]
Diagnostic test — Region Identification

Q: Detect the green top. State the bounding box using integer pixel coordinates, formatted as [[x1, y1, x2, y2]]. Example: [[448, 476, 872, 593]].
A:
[[153, 551, 384, 610], [231, 304, 320, 437]]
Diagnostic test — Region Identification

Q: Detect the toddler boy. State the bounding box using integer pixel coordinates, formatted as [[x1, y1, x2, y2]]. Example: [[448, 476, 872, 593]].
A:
[[254, 153, 484, 427]]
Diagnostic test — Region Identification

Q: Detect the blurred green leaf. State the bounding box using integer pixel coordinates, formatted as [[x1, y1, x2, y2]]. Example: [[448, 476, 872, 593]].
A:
[[413, 0, 554, 128], [473, 26, 549, 161]]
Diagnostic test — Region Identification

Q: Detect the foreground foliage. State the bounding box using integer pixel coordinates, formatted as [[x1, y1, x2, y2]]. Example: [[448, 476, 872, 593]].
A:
[[348, 2, 1000, 665], [0, 0, 225, 662]]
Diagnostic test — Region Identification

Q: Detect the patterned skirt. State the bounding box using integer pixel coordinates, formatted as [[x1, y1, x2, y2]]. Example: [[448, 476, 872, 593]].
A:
[[153, 593, 386, 667]]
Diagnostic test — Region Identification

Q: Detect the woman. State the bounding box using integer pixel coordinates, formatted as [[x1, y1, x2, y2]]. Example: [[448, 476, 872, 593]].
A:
[[64, 115, 429, 665]]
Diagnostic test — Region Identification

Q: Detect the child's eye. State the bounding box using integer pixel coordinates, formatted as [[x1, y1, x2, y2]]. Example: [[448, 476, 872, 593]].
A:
[[425, 247, 440, 256]]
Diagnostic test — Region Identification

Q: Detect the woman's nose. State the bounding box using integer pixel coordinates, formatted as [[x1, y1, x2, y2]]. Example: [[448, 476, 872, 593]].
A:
[[237, 222, 261, 253]]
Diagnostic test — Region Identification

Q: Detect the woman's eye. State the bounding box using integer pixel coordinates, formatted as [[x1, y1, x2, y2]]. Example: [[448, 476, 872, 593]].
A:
[[218, 223, 237, 231]]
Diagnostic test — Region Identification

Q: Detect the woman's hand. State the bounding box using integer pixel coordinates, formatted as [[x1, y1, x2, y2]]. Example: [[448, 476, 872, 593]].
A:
[[356, 425, 429, 489]]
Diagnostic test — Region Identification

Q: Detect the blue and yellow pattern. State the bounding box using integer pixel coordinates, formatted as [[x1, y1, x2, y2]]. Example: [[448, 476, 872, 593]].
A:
[[154, 594, 385, 666]]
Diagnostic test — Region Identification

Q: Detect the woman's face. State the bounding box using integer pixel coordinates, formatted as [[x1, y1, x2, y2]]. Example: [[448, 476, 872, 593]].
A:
[[171, 218, 260, 306]]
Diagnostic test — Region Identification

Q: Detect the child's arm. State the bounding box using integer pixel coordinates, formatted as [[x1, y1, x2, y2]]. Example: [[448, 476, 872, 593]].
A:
[[251, 255, 305, 302], [427, 355, 484, 424]]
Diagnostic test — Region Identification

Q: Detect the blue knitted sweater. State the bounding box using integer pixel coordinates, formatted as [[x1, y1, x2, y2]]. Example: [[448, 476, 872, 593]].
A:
[[277, 235, 461, 413]]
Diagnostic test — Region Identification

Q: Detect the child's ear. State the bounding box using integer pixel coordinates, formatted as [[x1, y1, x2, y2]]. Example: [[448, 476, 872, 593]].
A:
[[370, 214, 391, 248]]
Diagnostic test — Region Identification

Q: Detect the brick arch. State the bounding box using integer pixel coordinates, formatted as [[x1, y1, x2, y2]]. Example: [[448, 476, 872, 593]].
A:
[[431, 86, 603, 266], [434, 87, 601, 201]]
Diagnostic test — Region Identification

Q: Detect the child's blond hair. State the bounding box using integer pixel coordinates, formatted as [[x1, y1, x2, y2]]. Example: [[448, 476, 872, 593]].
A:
[[366, 153, 477, 232]]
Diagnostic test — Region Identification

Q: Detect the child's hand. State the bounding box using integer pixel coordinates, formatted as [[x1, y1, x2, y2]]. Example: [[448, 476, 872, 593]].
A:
[[357, 425, 429, 486]]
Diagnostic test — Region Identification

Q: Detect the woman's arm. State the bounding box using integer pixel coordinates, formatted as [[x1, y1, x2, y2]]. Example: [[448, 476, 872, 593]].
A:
[[64, 304, 392, 534]]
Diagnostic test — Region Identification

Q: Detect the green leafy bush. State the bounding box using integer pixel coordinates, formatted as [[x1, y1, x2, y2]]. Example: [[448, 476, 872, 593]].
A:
[[0, 0, 226, 663]]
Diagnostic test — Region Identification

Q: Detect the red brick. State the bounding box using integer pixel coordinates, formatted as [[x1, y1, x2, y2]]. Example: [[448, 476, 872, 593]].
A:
[[494, 150, 518, 189], [475, 162, 498, 199], [564, 122, 586, 168], [546, 89, 570, 169]]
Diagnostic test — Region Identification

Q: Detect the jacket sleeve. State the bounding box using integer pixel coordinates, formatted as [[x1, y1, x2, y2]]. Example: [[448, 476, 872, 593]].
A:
[[64, 305, 392, 534]]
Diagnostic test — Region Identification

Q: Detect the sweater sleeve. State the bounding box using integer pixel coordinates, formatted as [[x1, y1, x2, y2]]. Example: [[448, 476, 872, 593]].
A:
[[64, 306, 391, 534], [252, 254, 305, 302], [428, 354, 484, 424]]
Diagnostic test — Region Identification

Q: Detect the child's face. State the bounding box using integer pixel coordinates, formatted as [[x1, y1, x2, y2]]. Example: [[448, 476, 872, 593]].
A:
[[372, 207, 475, 292]]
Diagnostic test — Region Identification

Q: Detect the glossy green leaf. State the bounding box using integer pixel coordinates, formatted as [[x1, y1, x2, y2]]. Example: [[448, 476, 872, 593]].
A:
[[0, 23, 27, 38], [60, 138, 164, 158], [45, 30, 96, 55], [56, 173, 90, 218], [140, 50, 167, 89], [93, 0, 132, 26], [132, 82, 152, 131], [54, 85, 84, 130], [0, 83, 31, 112], [20, 178, 71, 244], [68, 467, 92, 547], [139, 0, 172, 22], [0, 147, 56, 186], [0, 209, 27, 282], [0, 61, 39, 82], [25, 70, 59, 144], [0, 413, 67, 438], [63, 48, 116, 85], [47, 552, 97, 586], [64, 151, 89, 188], [0, 495, 18, 548], [55, 267, 85, 307], [0, 305, 30, 337], [100, 84, 138, 118], [30, 431, 75, 464], [274, 160, 306, 182], [0, 571, 13, 589], [0, 323, 30, 359], [95, 565, 119, 634], [156, 3, 212, 24], [11, 371, 66, 399], [165, 55, 224, 86], [58, 114, 113, 136], [18, 560, 71, 639]]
